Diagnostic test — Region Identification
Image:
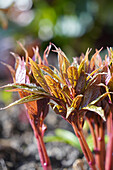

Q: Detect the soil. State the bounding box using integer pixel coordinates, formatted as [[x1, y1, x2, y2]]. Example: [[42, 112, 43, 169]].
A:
[[0, 95, 88, 170]]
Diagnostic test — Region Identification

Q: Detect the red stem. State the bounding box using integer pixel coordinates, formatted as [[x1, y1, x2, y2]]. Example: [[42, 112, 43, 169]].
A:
[[35, 132, 52, 170], [28, 117, 52, 170], [98, 120, 105, 170], [95, 121, 102, 170], [86, 118, 99, 167], [105, 129, 113, 170], [72, 122, 96, 170], [105, 111, 113, 170]]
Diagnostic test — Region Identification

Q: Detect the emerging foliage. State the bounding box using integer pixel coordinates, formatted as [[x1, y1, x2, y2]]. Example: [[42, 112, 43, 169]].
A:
[[0, 43, 113, 170]]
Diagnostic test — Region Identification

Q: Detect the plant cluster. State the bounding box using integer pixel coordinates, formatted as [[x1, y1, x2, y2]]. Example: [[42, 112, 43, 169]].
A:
[[0, 43, 113, 170]]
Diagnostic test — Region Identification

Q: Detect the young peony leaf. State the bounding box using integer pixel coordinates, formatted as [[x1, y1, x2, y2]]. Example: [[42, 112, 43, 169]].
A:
[[44, 75, 61, 98], [61, 85, 72, 105], [83, 105, 106, 121], [78, 59, 85, 77], [90, 48, 103, 70], [49, 102, 66, 117], [66, 106, 75, 118], [0, 94, 46, 110], [86, 66, 103, 81], [15, 58, 26, 83], [67, 66, 78, 88], [39, 65, 64, 84], [81, 74, 101, 107], [53, 47, 70, 82], [29, 58, 50, 93], [0, 83, 48, 95], [89, 92, 113, 105], [86, 73, 106, 88], [108, 74, 113, 91], [76, 71, 86, 95], [97, 83, 111, 101], [71, 94, 83, 109], [57, 49, 70, 74], [43, 44, 51, 66]]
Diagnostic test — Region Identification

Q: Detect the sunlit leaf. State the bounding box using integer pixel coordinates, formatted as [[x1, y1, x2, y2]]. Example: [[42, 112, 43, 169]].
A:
[[0, 94, 46, 110], [43, 44, 51, 65], [97, 83, 111, 101], [84, 48, 92, 70], [0, 83, 48, 95], [108, 74, 113, 91], [90, 48, 103, 70], [39, 65, 64, 84], [86, 73, 106, 89], [83, 105, 106, 121], [49, 102, 66, 117], [89, 92, 113, 105], [15, 57, 26, 83], [44, 75, 60, 98], [71, 95, 83, 109], [53, 46, 70, 82], [61, 85, 72, 105], [66, 106, 75, 118], [67, 66, 78, 88], [29, 58, 50, 93], [32, 46, 42, 64], [17, 41, 29, 65], [86, 66, 103, 81], [78, 59, 85, 77]]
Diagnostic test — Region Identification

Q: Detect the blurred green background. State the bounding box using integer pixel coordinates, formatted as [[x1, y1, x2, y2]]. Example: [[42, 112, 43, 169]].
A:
[[1, 0, 113, 54], [0, 0, 113, 81]]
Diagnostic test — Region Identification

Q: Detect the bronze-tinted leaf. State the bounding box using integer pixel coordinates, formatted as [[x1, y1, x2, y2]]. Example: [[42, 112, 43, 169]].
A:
[[76, 71, 86, 95], [61, 85, 72, 104], [90, 48, 103, 70], [53, 46, 70, 82], [0, 94, 46, 110], [39, 65, 64, 84], [89, 92, 113, 105], [71, 95, 83, 109], [29, 58, 50, 93], [78, 59, 85, 78], [44, 75, 60, 98], [0, 83, 48, 95], [83, 105, 106, 121], [81, 74, 101, 107], [86, 73, 106, 88], [33, 46, 42, 64], [86, 66, 103, 81], [108, 74, 113, 91], [67, 66, 78, 88], [43, 44, 51, 65], [49, 102, 66, 118], [66, 107, 75, 118]]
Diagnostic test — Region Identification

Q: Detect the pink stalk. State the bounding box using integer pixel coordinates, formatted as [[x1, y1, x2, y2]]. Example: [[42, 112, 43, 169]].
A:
[[34, 130, 52, 170], [105, 111, 113, 170], [72, 122, 96, 170], [105, 129, 113, 170], [25, 112, 52, 170]]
